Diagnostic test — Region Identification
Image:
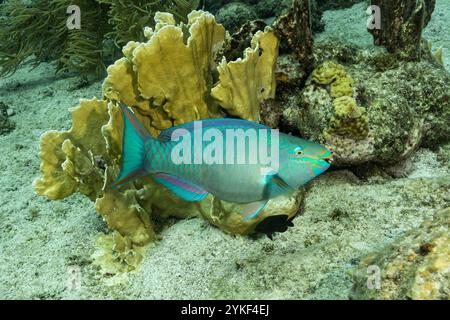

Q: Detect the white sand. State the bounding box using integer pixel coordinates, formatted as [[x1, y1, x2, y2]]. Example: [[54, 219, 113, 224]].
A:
[[0, 1, 449, 299]]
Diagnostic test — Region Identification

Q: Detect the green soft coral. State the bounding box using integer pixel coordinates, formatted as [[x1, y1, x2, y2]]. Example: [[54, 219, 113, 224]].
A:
[[0, 0, 110, 76], [97, 0, 200, 47], [0, 0, 200, 77]]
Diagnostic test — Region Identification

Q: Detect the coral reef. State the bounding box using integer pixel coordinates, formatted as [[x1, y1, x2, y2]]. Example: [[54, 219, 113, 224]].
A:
[[351, 207, 450, 300], [282, 42, 450, 165], [205, 0, 328, 33], [327, 96, 369, 140], [317, 0, 363, 11], [369, 0, 436, 61], [33, 10, 291, 270]]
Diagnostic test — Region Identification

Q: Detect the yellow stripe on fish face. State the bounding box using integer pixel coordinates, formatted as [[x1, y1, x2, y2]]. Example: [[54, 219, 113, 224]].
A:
[[289, 153, 331, 177]]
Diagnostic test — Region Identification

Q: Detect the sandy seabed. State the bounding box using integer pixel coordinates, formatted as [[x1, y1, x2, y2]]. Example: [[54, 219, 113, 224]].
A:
[[0, 1, 449, 299]]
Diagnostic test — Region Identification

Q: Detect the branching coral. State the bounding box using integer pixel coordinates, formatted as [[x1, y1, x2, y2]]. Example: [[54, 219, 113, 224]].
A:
[[34, 11, 289, 277]]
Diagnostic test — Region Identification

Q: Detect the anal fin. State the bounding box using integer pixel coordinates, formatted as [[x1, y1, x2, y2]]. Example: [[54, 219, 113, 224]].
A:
[[152, 173, 209, 202], [241, 200, 269, 221]]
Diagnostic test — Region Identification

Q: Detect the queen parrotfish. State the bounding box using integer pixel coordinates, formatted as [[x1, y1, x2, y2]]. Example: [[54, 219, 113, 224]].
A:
[[111, 102, 333, 220]]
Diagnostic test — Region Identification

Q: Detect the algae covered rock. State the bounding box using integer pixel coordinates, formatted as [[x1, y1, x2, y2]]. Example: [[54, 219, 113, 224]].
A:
[[34, 10, 288, 256], [369, 0, 436, 61], [351, 207, 450, 300], [283, 42, 450, 166]]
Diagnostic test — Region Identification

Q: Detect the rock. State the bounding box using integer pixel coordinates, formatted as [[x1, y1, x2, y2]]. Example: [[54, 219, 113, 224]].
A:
[[282, 41, 450, 165], [350, 207, 450, 300], [215, 2, 258, 33]]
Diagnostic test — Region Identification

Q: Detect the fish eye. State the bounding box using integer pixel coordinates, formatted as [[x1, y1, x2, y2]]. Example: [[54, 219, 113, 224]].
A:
[[294, 146, 304, 156]]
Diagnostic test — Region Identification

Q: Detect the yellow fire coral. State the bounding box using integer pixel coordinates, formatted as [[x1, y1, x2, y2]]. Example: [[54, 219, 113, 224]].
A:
[[211, 28, 279, 121], [33, 11, 290, 277], [33, 98, 109, 200]]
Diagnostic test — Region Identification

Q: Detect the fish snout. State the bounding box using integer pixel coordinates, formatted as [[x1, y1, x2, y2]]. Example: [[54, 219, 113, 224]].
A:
[[322, 152, 334, 165], [321, 145, 335, 165]]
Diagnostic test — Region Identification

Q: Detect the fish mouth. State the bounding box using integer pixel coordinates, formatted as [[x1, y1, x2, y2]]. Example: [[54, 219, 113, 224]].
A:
[[322, 154, 333, 165], [321, 145, 334, 165]]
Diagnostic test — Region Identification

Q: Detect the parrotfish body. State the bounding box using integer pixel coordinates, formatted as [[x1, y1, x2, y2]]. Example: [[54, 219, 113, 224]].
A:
[[112, 103, 332, 220]]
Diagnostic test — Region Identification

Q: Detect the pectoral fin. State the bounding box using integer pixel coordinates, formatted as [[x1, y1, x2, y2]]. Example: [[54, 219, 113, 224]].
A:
[[241, 200, 269, 221], [263, 173, 293, 198]]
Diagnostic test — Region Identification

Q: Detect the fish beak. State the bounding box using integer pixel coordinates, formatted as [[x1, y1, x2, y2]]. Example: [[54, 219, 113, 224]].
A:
[[323, 154, 333, 165]]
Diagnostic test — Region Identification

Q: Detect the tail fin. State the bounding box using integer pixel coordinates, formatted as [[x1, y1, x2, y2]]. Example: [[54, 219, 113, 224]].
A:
[[110, 102, 153, 189]]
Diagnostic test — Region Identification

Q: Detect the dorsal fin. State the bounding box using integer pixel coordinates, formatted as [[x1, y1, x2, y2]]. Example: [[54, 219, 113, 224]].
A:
[[158, 118, 270, 141]]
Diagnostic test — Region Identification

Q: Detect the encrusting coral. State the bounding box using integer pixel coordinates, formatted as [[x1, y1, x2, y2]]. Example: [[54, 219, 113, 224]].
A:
[[327, 96, 369, 140], [33, 11, 294, 280], [287, 60, 371, 165]]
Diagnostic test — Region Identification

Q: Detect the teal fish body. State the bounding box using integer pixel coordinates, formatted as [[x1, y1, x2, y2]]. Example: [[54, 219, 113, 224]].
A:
[[112, 103, 332, 219]]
